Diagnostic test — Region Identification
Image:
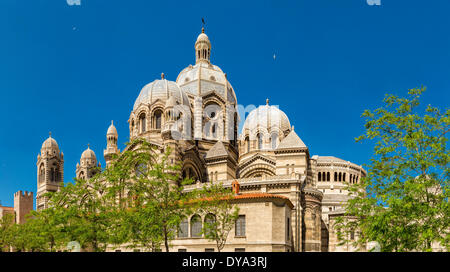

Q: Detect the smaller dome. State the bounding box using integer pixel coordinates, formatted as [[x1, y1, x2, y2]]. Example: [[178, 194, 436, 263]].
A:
[[107, 120, 118, 136], [81, 145, 97, 162], [41, 134, 59, 153], [132, 78, 190, 111], [241, 101, 291, 138], [196, 28, 210, 44]]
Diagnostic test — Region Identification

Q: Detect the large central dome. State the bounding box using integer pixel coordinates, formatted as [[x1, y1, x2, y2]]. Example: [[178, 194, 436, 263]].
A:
[[176, 28, 237, 105]]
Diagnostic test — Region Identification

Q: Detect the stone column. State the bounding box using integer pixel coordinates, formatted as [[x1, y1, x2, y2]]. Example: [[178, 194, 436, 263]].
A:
[[303, 188, 323, 252]]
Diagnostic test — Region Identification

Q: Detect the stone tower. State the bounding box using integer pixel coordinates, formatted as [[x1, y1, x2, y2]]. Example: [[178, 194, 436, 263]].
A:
[[104, 120, 119, 167], [195, 27, 211, 64], [36, 133, 64, 211], [14, 191, 33, 224], [76, 144, 100, 180]]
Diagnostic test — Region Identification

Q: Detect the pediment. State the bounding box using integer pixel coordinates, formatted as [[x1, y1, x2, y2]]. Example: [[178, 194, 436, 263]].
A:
[[239, 153, 276, 169], [201, 90, 226, 104]]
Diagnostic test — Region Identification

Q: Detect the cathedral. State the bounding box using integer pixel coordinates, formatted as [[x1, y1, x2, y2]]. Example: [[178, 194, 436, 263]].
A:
[[32, 28, 366, 252]]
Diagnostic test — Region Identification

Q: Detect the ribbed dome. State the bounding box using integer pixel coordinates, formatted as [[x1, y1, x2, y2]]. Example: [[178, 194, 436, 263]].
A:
[[81, 146, 97, 162], [242, 103, 291, 137], [41, 135, 59, 153], [176, 63, 237, 104], [196, 31, 210, 44], [133, 78, 190, 111], [107, 121, 117, 136]]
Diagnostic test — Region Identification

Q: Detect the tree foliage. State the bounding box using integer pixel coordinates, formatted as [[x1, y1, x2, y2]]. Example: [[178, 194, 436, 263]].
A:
[[197, 182, 240, 252], [335, 87, 449, 252], [0, 137, 242, 252]]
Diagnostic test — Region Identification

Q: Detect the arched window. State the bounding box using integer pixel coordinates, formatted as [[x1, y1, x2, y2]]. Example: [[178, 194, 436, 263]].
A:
[[214, 171, 218, 182], [343, 173, 346, 182], [257, 133, 263, 150], [190, 215, 202, 238], [334, 172, 337, 182], [178, 218, 188, 238], [211, 123, 217, 138], [39, 164, 45, 183], [183, 167, 197, 181], [245, 136, 250, 153], [50, 168, 55, 182], [327, 172, 330, 181], [204, 214, 216, 237], [139, 113, 146, 133], [232, 113, 238, 146], [318, 172, 321, 182], [350, 174, 353, 184], [271, 133, 278, 149], [235, 215, 246, 237], [154, 110, 162, 129], [55, 167, 60, 182], [136, 163, 148, 178], [339, 172, 342, 182]]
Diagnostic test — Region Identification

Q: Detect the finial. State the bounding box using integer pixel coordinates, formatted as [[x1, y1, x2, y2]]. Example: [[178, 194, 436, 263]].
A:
[[292, 125, 295, 131], [266, 98, 269, 105], [49, 131, 52, 138], [111, 120, 114, 125], [201, 18, 206, 32], [161, 73, 165, 79], [202, 27, 205, 33], [87, 143, 90, 149]]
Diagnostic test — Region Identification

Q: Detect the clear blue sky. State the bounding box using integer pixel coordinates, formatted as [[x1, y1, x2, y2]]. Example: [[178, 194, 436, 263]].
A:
[[0, 0, 449, 207]]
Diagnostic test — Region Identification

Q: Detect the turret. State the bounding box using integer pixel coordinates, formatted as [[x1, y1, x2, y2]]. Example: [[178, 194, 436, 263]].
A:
[[104, 120, 120, 167], [77, 144, 100, 179], [36, 132, 64, 211]]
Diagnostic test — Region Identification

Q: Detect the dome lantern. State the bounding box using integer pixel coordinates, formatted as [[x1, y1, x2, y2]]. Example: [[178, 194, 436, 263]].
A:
[[195, 27, 211, 64]]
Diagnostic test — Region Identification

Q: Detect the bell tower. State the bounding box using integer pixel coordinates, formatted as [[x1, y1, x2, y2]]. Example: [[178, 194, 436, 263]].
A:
[[104, 120, 120, 167], [195, 27, 211, 64], [77, 144, 100, 180], [36, 133, 64, 211]]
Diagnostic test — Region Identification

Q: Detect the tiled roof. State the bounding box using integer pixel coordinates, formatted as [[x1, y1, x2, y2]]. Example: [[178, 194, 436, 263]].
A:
[[0, 206, 14, 211], [233, 193, 293, 208], [277, 130, 306, 150], [205, 141, 229, 159]]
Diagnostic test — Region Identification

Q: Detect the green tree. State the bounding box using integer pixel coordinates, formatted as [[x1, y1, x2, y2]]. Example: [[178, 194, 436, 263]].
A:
[[198, 182, 240, 252], [102, 138, 195, 252], [23, 209, 69, 252], [336, 87, 449, 252], [0, 213, 15, 252], [47, 172, 113, 252]]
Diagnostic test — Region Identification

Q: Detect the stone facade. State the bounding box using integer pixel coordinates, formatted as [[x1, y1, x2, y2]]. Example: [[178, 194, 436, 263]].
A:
[[14, 191, 33, 224], [0, 190, 34, 225]]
